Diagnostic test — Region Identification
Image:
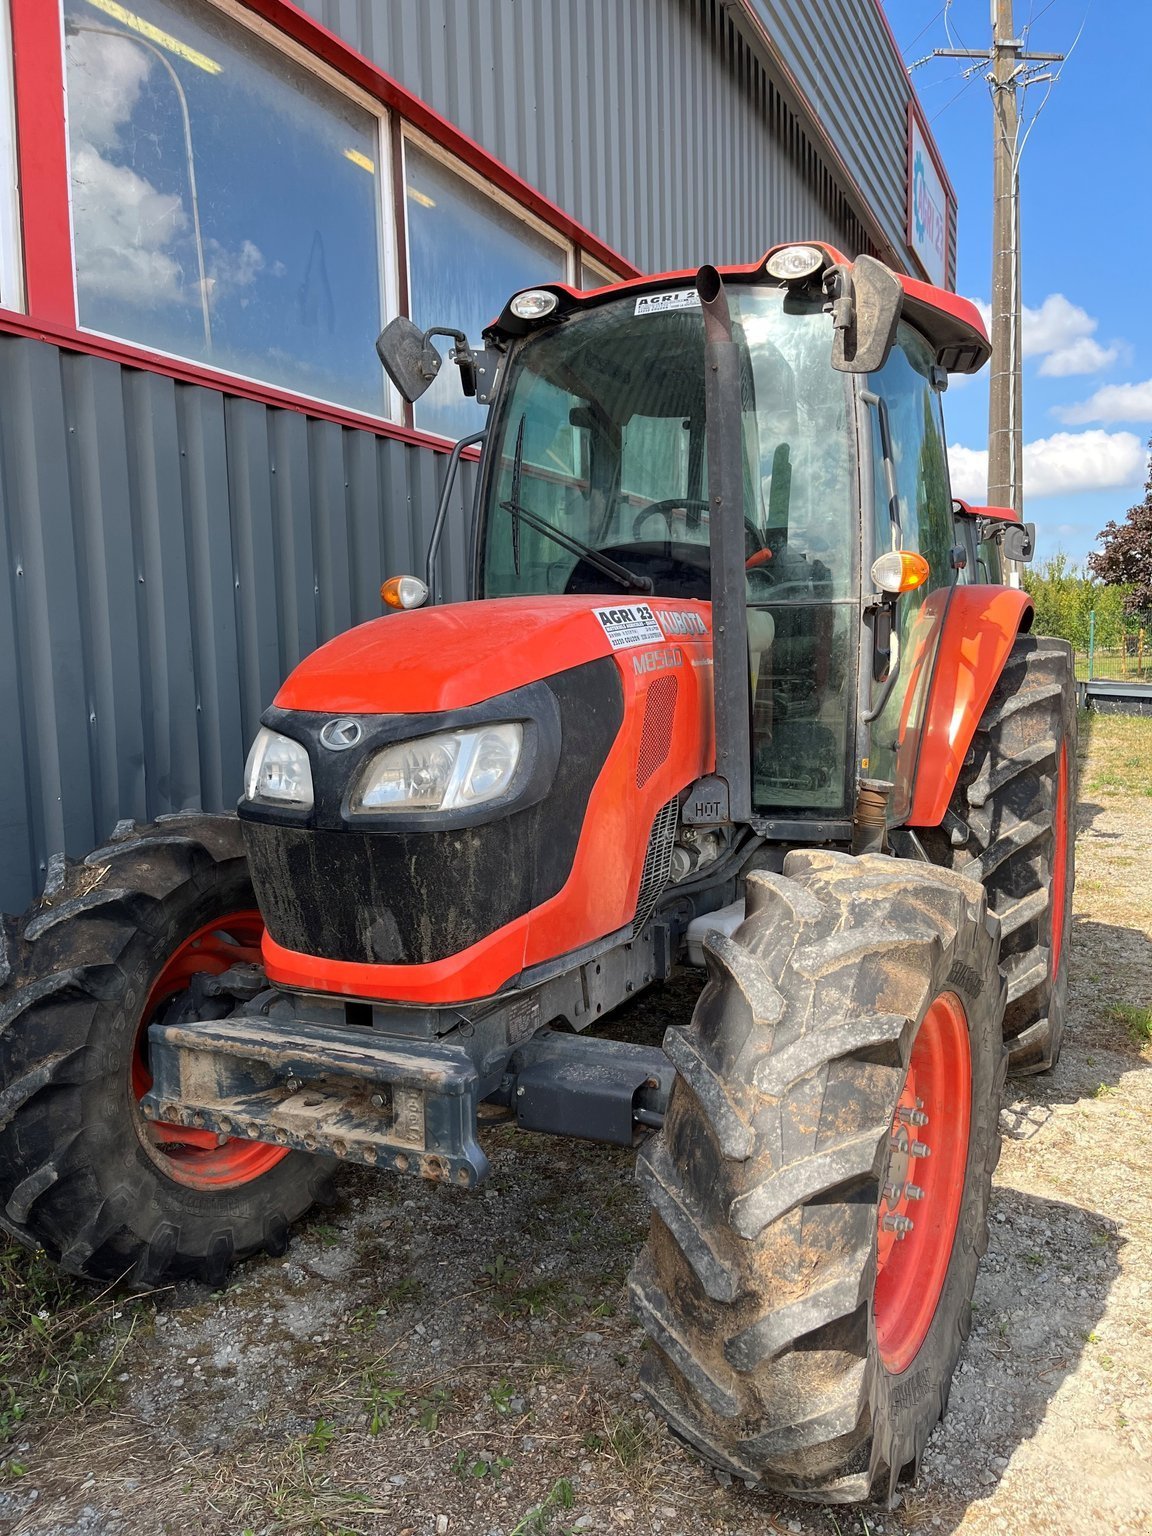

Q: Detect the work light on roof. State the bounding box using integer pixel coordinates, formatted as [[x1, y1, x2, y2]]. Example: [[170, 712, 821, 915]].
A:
[[765, 245, 824, 282], [510, 289, 559, 320]]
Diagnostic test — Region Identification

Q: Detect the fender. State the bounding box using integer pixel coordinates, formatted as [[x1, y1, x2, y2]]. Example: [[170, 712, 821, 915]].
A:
[[896, 585, 1034, 828]]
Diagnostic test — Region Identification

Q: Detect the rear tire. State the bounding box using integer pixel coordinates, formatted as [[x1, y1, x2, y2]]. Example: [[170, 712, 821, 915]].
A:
[[0, 816, 332, 1286], [630, 851, 1005, 1503], [916, 635, 1076, 1075]]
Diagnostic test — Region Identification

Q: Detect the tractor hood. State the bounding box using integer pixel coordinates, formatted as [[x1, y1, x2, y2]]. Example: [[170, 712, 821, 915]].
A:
[[273, 595, 702, 714]]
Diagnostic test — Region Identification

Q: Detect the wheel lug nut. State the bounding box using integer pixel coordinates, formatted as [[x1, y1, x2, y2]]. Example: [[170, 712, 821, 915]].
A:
[[882, 1214, 914, 1237], [898, 1106, 929, 1127], [910, 1140, 930, 1158], [905, 1183, 925, 1200], [883, 1182, 904, 1201]]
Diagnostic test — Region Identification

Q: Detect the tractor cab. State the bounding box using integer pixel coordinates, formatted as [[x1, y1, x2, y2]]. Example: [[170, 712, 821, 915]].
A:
[[380, 242, 993, 827]]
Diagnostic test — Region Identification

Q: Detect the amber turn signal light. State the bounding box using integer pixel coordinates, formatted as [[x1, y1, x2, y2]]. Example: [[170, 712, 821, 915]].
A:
[[380, 574, 430, 610], [871, 550, 930, 595]]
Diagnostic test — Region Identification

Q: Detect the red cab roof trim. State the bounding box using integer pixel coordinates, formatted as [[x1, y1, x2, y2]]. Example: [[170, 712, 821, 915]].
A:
[[489, 244, 990, 374]]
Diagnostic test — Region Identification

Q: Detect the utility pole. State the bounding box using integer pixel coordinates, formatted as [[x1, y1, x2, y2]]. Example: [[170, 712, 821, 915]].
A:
[[931, 2, 1063, 513]]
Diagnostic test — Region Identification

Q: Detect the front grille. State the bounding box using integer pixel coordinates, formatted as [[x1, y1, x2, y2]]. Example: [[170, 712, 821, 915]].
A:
[[636, 675, 678, 788], [632, 796, 680, 935]]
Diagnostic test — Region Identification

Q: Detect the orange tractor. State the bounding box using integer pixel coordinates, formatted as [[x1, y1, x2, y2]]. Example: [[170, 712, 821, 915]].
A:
[[0, 243, 1074, 1503]]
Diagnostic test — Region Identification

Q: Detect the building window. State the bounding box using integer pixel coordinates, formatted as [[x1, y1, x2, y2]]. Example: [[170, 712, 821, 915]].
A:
[[0, 0, 22, 311], [62, 0, 390, 414], [404, 137, 569, 442], [579, 253, 619, 290]]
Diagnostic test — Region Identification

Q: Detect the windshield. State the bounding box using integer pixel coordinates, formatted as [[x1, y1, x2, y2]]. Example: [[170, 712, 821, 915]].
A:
[[480, 286, 855, 602], [479, 285, 859, 818]]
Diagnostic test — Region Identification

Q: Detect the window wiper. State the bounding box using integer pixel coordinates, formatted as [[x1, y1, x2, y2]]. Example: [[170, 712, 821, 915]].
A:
[[499, 414, 653, 594]]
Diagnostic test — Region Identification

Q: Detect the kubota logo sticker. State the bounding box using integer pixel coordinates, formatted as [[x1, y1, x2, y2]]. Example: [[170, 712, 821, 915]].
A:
[[593, 603, 664, 650]]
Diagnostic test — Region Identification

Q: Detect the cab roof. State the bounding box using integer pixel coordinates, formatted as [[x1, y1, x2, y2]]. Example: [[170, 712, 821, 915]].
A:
[[487, 241, 990, 375]]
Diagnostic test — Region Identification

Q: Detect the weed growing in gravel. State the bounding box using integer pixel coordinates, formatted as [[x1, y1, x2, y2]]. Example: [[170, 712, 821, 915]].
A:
[[303, 1417, 337, 1455], [508, 1475, 576, 1534], [361, 1366, 406, 1434], [416, 1384, 451, 1430], [601, 1407, 655, 1467], [0, 1239, 156, 1471], [451, 1447, 513, 1483], [1112, 1002, 1152, 1045]]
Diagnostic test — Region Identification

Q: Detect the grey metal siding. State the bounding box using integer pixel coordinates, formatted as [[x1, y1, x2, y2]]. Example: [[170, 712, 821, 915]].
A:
[[0, 334, 474, 913], [297, 0, 888, 271]]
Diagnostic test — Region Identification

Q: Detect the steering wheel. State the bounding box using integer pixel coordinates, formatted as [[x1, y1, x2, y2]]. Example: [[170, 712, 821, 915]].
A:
[[631, 498, 772, 564], [631, 497, 712, 542]]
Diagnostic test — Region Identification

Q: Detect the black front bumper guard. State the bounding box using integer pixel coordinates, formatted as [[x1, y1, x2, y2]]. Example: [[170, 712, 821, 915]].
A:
[[140, 1012, 675, 1188]]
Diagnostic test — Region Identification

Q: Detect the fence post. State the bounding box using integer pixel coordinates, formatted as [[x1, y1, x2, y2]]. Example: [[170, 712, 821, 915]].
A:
[[1088, 609, 1095, 681]]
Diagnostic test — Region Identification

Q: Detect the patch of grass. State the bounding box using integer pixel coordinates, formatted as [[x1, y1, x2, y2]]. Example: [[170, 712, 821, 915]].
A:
[[382, 1273, 423, 1306], [602, 1408, 655, 1468], [0, 1240, 154, 1450], [1113, 1002, 1152, 1045], [509, 1476, 576, 1535], [1081, 714, 1152, 798]]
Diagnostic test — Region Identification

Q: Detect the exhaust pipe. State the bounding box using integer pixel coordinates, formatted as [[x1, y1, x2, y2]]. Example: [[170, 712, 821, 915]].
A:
[[696, 264, 753, 824]]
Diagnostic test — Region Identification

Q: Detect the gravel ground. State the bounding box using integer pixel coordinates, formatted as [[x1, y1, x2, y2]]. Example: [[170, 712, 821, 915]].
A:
[[1, 712, 1150, 1536]]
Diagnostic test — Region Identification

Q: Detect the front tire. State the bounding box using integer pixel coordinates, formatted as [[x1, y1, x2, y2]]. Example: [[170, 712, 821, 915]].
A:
[[0, 816, 331, 1286], [630, 851, 1005, 1503]]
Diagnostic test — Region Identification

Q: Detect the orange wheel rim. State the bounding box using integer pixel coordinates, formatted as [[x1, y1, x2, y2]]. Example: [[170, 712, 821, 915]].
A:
[[132, 910, 288, 1190], [1050, 742, 1069, 979], [874, 991, 972, 1375]]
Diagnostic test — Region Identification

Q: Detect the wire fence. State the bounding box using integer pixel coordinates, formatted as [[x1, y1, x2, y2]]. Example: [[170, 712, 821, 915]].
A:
[[1074, 633, 1151, 683]]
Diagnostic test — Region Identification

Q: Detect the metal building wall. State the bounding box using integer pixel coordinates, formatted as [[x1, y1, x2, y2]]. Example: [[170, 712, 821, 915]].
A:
[[297, 0, 889, 272], [0, 334, 474, 914]]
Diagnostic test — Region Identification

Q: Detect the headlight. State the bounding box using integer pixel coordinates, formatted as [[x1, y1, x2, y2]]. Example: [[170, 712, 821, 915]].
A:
[[350, 724, 523, 814], [244, 727, 314, 807]]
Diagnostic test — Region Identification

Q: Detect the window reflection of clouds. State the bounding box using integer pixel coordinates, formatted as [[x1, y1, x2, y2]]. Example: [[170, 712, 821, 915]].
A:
[[67, 32, 192, 310], [406, 142, 567, 442], [63, 0, 385, 414]]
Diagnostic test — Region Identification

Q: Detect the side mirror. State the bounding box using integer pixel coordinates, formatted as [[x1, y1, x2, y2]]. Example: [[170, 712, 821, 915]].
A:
[[1001, 521, 1035, 563], [827, 255, 903, 374], [375, 317, 442, 402]]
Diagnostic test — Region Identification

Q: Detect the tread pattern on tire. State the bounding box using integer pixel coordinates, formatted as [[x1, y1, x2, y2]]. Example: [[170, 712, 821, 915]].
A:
[[915, 634, 1077, 1075], [0, 814, 331, 1285], [630, 850, 1005, 1505]]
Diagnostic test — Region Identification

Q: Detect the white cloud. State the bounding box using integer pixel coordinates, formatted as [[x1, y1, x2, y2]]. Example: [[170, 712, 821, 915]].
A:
[[1055, 379, 1152, 426], [948, 429, 1146, 502], [71, 142, 188, 307], [1037, 336, 1119, 377], [966, 292, 1119, 377], [66, 33, 150, 152]]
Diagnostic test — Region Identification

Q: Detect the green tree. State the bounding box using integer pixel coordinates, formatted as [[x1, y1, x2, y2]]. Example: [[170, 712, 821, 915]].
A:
[[1089, 442, 1152, 619]]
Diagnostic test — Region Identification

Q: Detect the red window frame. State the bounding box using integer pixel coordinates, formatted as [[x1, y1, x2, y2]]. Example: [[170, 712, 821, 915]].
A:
[[4, 0, 639, 449]]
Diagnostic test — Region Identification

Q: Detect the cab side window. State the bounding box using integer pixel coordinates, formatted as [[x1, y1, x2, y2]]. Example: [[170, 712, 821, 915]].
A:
[[868, 327, 953, 587], [866, 326, 956, 796]]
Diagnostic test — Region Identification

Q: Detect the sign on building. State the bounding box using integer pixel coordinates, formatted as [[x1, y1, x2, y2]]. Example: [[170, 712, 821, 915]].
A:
[[907, 104, 951, 288]]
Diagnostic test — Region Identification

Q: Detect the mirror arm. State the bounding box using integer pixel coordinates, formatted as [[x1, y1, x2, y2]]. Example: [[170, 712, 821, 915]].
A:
[[425, 430, 487, 604]]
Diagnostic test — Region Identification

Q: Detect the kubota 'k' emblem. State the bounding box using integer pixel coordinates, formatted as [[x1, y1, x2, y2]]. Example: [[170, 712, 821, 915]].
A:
[[320, 717, 363, 751]]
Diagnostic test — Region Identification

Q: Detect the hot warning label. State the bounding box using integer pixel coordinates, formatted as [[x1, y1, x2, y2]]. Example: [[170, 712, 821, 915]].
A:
[[593, 603, 665, 650], [634, 289, 701, 316]]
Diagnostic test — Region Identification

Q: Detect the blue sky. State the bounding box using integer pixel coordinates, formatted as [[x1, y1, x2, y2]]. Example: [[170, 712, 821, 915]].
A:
[[883, 0, 1150, 567]]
